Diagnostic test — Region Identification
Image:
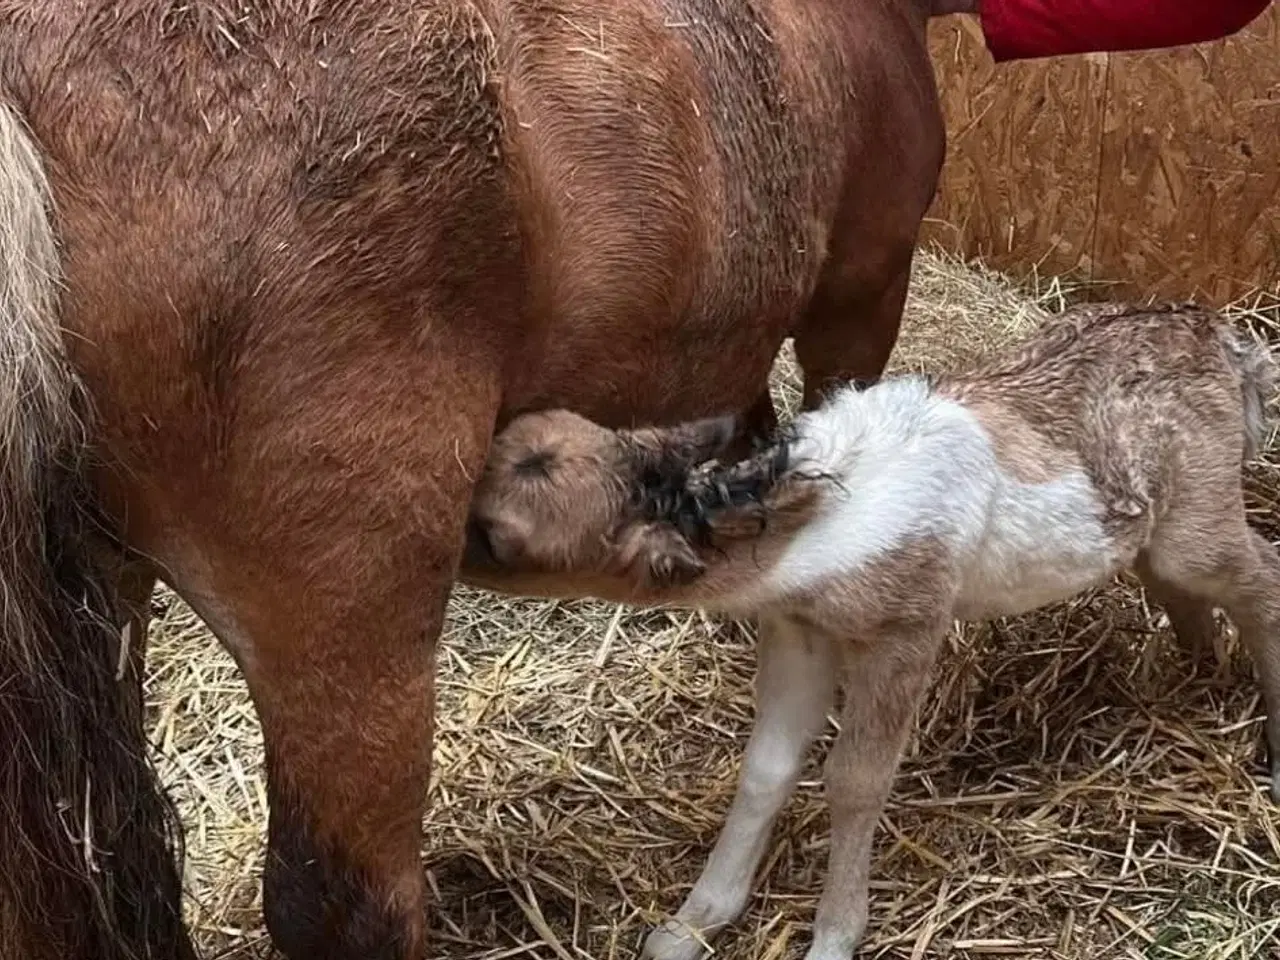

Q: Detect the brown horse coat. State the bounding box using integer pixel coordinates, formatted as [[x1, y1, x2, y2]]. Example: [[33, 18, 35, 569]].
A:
[[0, 2, 943, 958]]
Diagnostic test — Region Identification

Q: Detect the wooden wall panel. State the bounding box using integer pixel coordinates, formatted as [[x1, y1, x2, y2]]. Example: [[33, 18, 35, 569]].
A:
[[922, 9, 1280, 305]]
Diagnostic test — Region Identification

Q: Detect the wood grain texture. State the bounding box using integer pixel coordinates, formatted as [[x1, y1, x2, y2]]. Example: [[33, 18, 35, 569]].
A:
[[923, 9, 1280, 304]]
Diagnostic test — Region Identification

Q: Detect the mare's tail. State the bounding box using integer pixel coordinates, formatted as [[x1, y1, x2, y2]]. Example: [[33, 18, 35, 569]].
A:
[[0, 100, 191, 960]]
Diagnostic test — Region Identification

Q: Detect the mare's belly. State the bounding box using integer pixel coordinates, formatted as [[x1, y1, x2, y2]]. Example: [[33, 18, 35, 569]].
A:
[[490, 0, 842, 429], [505, 315, 792, 428]]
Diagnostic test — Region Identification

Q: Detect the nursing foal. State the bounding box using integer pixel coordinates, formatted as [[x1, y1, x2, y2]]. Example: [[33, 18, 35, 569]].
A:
[[464, 303, 1280, 960]]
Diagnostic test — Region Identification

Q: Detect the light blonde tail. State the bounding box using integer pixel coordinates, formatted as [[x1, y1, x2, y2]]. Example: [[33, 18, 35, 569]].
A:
[[0, 100, 80, 519]]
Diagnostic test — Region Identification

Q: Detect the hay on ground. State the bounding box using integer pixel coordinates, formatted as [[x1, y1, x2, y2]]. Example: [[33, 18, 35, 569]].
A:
[[146, 250, 1280, 960]]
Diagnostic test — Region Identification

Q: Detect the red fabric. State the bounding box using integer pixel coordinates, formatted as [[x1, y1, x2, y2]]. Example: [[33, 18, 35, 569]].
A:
[[980, 0, 1271, 61]]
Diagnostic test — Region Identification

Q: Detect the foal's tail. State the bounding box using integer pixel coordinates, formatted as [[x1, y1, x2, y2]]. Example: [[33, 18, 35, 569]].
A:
[[1217, 321, 1276, 461], [0, 102, 190, 960]]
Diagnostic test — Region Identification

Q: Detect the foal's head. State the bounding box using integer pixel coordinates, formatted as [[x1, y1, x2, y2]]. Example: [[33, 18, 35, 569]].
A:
[[466, 409, 758, 589]]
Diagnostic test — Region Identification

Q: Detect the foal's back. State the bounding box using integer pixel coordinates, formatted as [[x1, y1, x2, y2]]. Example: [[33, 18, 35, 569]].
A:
[[938, 305, 1256, 491], [935, 305, 1270, 616]]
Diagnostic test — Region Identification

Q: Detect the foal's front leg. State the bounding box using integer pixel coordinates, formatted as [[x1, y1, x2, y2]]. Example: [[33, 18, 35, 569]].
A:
[[805, 619, 946, 960], [643, 613, 836, 960]]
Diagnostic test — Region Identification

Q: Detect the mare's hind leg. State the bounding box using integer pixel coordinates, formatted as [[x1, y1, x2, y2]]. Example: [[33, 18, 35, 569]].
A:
[[152, 360, 500, 960], [1147, 520, 1280, 803], [115, 556, 157, 670], [87, 535, 159, 672], [792, 259, 912, 409]]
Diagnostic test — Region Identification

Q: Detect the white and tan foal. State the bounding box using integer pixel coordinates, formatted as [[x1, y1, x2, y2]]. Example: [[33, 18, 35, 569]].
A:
[[462, 303, 1280, 960]]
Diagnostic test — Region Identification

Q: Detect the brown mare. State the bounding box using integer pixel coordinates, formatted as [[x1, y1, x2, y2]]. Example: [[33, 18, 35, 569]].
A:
[[0, 2, 943, 958]]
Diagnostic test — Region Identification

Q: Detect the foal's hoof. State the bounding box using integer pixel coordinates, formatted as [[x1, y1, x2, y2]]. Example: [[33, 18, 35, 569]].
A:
[[641, 919, 711, 960]]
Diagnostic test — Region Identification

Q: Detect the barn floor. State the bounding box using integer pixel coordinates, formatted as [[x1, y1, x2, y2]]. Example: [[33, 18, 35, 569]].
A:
[[147, 251, 1280, 960]]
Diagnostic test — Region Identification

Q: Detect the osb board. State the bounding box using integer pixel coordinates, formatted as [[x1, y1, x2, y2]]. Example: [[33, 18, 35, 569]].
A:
[[923, 10, 1280, 305]]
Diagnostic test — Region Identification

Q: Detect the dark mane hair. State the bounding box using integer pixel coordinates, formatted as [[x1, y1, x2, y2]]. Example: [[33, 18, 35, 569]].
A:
[[633, 435, 794, 547]]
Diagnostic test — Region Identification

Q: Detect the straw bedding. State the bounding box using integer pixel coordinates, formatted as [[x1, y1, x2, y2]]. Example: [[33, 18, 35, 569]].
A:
[[145, 251, 1280, 959]]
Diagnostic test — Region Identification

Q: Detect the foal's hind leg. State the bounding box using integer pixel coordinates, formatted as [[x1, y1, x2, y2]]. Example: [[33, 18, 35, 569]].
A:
[[1147, 520, 1280, 803], [1134, 553, 1220, 666], [1211, 531, 1280, 802]]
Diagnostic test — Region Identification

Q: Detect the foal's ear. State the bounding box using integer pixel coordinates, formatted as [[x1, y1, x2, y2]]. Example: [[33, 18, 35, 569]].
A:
[[609, 523, 707, 590], [669, 414, 741, 463], [628, 414, 741, 472]]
